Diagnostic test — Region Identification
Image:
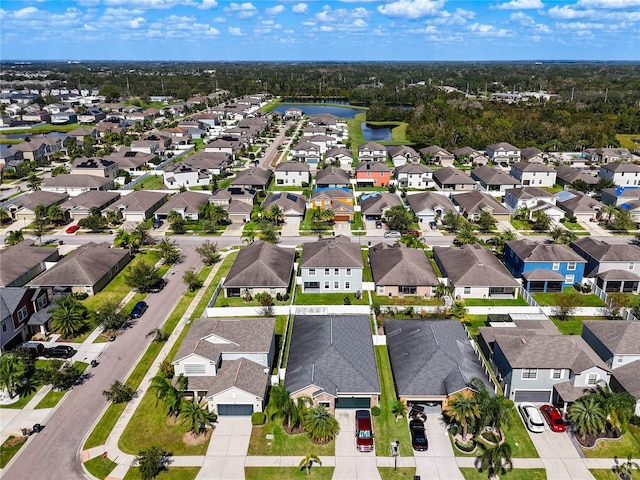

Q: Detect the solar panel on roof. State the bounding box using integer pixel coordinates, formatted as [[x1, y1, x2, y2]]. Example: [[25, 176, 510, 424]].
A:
[[286, 193, 297, 202], [272, 193, 281, 201]]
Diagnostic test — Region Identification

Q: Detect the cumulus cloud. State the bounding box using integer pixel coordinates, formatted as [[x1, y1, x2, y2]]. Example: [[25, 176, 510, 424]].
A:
[[493, 0, 543, 9], [468, 22, 512, 36], [265, 4, 285, 15], [377, 0, 446, 19], [577, 0, 640, 7], [292, 3, 308, 14], [103, 0, 194, 9], [197, 0, 218, 9], [128, 17, 146, 28], [228, 26, 242, 35], [212, 16, 226, 22], [548, 5, 593, 19], [224, 2, 257, 18], [13, 6, 39, 18], [435, 7, 474, 25]]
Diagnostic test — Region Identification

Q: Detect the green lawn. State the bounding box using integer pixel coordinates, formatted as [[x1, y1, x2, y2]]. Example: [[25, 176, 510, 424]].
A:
[[616, 133, 640, 150], [534, 287, 606, 308], [1, 123, 82, 135], [510, 219, 534, 230], [123, 467, 200, 480], [34, 361, 88, 408], [460, 468, 547, 480], [379, 468, 418, 480], [463, 297, 529, 307], [503, 408, 539, 458], [591, 469, 640, 480], [0, 436, 27, 468], [245, 467, 335, 480], [373, 346, 412, 457], [372, 295, 443, 306], [561, 221, 586, 231], [294, 286, 368, 305], [350, 212, 364, 231], [462, 315, 488, 338], [247, 419, 335, 456], [0, 386, 41, 409], [215, 294, 289, 307], [362, 249, 373, 282], [582, 424, 640, 458], [83, 455, 118, 479], [133, 175, 166, 191]]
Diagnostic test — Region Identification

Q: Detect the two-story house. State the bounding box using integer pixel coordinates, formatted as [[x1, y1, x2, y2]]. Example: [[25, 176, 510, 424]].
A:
[[355, 161, 391, 187], [388, 145, 420, 167], [504, 240, 586, 293], [485, 142, 521, 164], [163, 162, 211, 189], [172, 317, 276, 416], [510, 162, 557, 187], [325, 147, 353, 172], [358, 142, 387, 163], [310, 188, 354, 222], [556, 165, 598, 189], [0, 287, 51, 352], [503, 186, 559, 215], [394, 164, 434, 189], [405, 191, 456, 225], [598, 162, 640, 187], [290, 140, 322, 165], [70, 157, 119, 180], [300, 235, 363, 294], [274, 161, 311, 187]]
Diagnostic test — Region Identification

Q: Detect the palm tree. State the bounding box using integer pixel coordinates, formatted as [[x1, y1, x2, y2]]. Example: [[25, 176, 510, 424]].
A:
[[131, 223, 152, 250], [179, 398, 217, 436], [603, 205, 619, 224], [434, 282, 451, 300], [267, 205, 285, 226], [149, 375, 185, 418], [449, 301, 467, 321], [50, 295, 88, 339], [0, 208, 11, 224], [104, 209, 120, 226], [47, 204, 65, 225], [113, 229, 132, 248], [569, 395, 606, 440], [34, 203, 48, 223], [595, 382, 636, 433], [166, 210, 182, 223], [298, 454, 322, 475], [444, 390, 479, 441], [443, 211, 465, 232], [26, 174, 42, 191], [267, 385, 292, 421], [0, 353, 26, 399], [475, 442, 513, 479], [304, 405, 340, 443], [613, 454, 640, 480], [312, 207, 334, 224], [5, 229, 24, 246], [258, 223, 278, 244], [455, 226, 479, 245]]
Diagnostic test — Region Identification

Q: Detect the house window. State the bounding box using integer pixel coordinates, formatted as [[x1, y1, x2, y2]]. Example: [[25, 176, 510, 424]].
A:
[[552, 262, 560, 271], [36, 295, 48, 309], [346, 268, 352, 276], [309, 269, 316, 276], [334, 269, 339, 275], [551, 369, 562, 379], [565, 275, 574, 284], [522, 369, 537, 379], [399, 286, 417, 295], [567, 262, 576, 271], [587, 374, 598, 385], [17, 306, 28, 322], [617, 357, 623, 363], [334, 281, 339, 289], [629, 263, 635, 270], [319, 401, 330, 409], [1, 320, 6, 333], [378, 286, 385, 294], [304, 282, 320, 289], [345, 282, 351, 290], [324, 282, 330, 289], [184, 364, 206, 375], [464, 287, 471, 295], [325, 269, 330, 276]]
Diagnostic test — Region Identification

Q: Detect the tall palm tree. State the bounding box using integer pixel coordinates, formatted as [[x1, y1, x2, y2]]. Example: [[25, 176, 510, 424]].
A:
[[50, 295, 88, 339], [444, 390, 480, 441], [104, 209, 120, 226], [568, 395, 606, 439], [5, 229, 24, 246], [0, 353, 26, 399], [603, 204, 619, 223], [455, 226, 479, 245], [47, 204, 65, 225], [179, 398, 217, 435], [268, 205, 285, 226], [113, 229, 132, 248], [26, 174, 42, 191], [468, 377, 512, 439], [304, 405, 340, 443], [149, 375, 185, 418], [475, 442, 513, 479], [595, 382, 636, 433], [131, 223, 152, 250], [434, 282, 451, 300], [449, 301, 467, 321], [267, 385, 292, 421]]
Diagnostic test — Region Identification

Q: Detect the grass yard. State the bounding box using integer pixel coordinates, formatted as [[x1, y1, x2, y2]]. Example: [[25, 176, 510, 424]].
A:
[[379, 468, 418, 480], [616, 134, 640, 150], [462, 315, 488, 338], [0, 435, 28, 468], [582, 424, 640, 458], [503, 408, 539, 458], [350, 212, 364, 231], [373, 346, 412, 457], [533, 287, 606, 308], [247, 419, 335, 456], [245, 467, 335, 480], [362, 248, 373, 282], [561, 221, 586, 231], [34, 362, 87, 408], [1, 123, 81, 135], [510, 219, 534, 230], [215, 294, 289, 307], [463, 297, 529, 307], [123, 467, 200, 480], [294, 286, 368, 305], [372, 295, 444, 306], [83, 455, 118, 479], [460, 468, 547, 480], [133, 175, 166, 191], [591, 469, 640, 480]]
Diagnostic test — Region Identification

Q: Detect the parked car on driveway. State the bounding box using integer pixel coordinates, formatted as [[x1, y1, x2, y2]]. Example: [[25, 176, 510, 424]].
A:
[[384, 230, 402, 238], [66, 225, 80, 234], [43, 345, 76, 359], [540, 404, 566, 432], [410, 419, 428, 451], [519, 402, 545, 433], [355, 410, 374, 452], [130, 301, 148, 319]]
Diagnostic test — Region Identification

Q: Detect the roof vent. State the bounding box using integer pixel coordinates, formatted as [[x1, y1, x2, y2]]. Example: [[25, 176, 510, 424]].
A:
[[520, 338, 527, 345], [477, 263, 484, 267]]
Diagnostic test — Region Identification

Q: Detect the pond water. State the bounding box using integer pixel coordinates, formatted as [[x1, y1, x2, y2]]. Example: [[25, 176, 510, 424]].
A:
[[361, 123, 392, 141], [272, 104, 363, 119]]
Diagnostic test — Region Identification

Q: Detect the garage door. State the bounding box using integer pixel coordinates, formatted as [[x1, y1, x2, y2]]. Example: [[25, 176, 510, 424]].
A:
[[335, 397, 371, 409], [513, 390, 551, 403], [334, 215, 350, 223], [217, 404, 254, 416]]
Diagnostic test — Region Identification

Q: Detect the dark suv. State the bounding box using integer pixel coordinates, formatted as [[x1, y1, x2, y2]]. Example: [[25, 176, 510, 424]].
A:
[[130, 301, 148, 319], [149, 278, 165, 293], [43, 346, 76, 359]]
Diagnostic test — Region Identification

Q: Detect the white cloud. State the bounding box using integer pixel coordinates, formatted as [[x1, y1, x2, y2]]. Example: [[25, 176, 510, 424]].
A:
[[292, 3, 307, 14], [265, 5, 285, 15], [577, 0, 640, 7], [435, 7, 474, 25], [556, 21, 611, 29], [13, 7, 38, 18], [197, 0, 218, 9], [493, 0, 543, 10], [510, 12, 534, 23], [228, 26, 242, 35], [103, 0, 195, 9], [128, 17, 146, 28], [225, 2, 256, 11], [377, 0, 446, 19], [212, 16, 226, 22], [468, 22, 512, 36], [548, 5, 593, 19]]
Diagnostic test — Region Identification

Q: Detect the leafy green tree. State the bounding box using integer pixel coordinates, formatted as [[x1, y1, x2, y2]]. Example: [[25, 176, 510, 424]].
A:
[[157, 238, 181, 265], [383, 205, 414, 231], [183, 268, 203, 292], [179, 399, 217, 435], [569, 395, 606, 440], [442, 211, 465, 232], [455, 225, 479, 245], [444, 390, 479, 441], [595, 177, 616, 193], [38, 361, 80, 390], [95, 300, 127, 331], [531, 210, 551, 232], [79, 214, 108, 232], [149, 375, 185, 418], [0, 208, 11, 224], [133, 446, 173, 480], [169, 217, 186, 234], [571, 179, 592, 193], [488, 229, 516, 256], [0, 353, 26, 399], [26, 174, 42, 191], [304, 404, 340, 443], [477, 210, 496, 232], [611, 208, 636, 232], [553, 290, 581, 321], [50, 295, 88, 338], [265, 205, 285, 226], [125, 260, 161, 293], [195, 240, 220, 265], [475, 442, 513, 479], [46, 204, 66, 225], [594, 382, 636, 433], [104, 210, 120, 226], [258, 222, 278, 243], [130, 223, 152, 250], [114, 229, 132, 248], [103, 380, 136, 404], [5, 230, 24, 246]]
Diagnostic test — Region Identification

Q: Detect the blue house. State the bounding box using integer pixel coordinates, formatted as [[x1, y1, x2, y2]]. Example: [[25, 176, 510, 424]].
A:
[[504, 239, 586, 293]]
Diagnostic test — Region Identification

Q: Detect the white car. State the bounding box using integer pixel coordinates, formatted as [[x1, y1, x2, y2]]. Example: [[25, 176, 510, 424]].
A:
[[384, 230, 402, 238], [519, 402, 545, 433]]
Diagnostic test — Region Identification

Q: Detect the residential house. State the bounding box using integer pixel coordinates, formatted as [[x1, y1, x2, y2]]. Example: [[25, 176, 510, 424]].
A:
[[433, 244, 519, 299], [503, 186, 557, 213], [172, 317, 276, 416], [432, 167, 476, 191], [307, 134, 336, 153], [307, 114, 339, 129], [556, 165, 598, 189], [325, 147, 353, 172], [211, 187, 256, 223], [405, 192, 455, 224], [262, 192, 306, 219], [105, 191, 168, 222], [471, 165, 521, 193], [179, 152, 232, 176], [60, 190, 121, 221], [155, 191, 211, 221], [14, 139, 47, 163], [386, 319, 492, 408], [556, 190, 603, 223], [204, 137, 243, 158], [51, 111, 77, 124], [29, 242, 131, 296], [300, 235, 363, 294], [394, 164, 434, 189], [105, 148, 155, 171], [355, 162, 391, 187], [70, 157, 119, 179], [0, 240, 60, 288], [486, 142, 521, 164], [42, 174, 113, 196], [358, 142, 387, 163], [420, 146, 454, 167], [504, 240, 586, 293], [316, 167, 350, 189], [130, 139, 160, 155], [585, 147, 635, 164], [600, 186, 640, 207], [452, 191, 511, 222], [163, 162, 211, 189], [572, 237, 640, 293], [452, 146, 489, 166], [77, 109, 105, 124], [388, 145, 420, 167], [222, 241, 295, 298], [520, 147, 547, 164], [0, 287, 51, 352], [290, 140, 321, 165], [284, 315, 380, 413], [284, 107, 303, 119], [5, 191, 68, 223], [359, 192, 403, 220], [66, 127, 99, 144], [22, 111, 51, 124], [310, 188, 354, 222], [510, 162, 557, 187], [598, 162, 640, 187], [274, 161, 311, 187], [230, 168, 272, 190], [370, 243, 438, 298]]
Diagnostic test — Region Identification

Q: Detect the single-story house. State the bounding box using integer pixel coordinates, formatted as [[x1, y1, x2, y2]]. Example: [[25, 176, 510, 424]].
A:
[[0, 240, 60, 288], [41, 174, 113, 196], [262, 192, 306, 219], [452, 191, 511, 222], [432, 167, 476, 191], [359, 192, 403, 220], [230, 168, 272, 190], [420, 146, 454, 167], [105, 191, 168, 222], [470, 165, 520, 193], [405, 191, 456, 224], [154, 191, 212, 220], [60, 190, 121, 221], [556, 190, 603, 223], [5, 191, 68, 223], [556, 165, 598, 189]]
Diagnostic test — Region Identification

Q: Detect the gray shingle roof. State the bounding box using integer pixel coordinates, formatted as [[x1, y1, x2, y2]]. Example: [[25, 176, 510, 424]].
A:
[[506, 239, 586, 263], [511, 162, 554, 173], [231, 168, 272, 187], [0, 240, 60, 287], [386, 319, 491, 397], [60, 190, 121, 211], [223, 241, 295, 288], [471, 166, 520, 186], [573, 237, 640, 262], [355, 162, 390, 173], [505, 186, 554, 199], [557, 191, 603, 214], [275, 161, 310, 173], [610, 359, 640, 398], [155, 191, 211, 216], [487, 142, 519, 151], [601, 162, 640, 173], [582, 320, 640, 355], [369, 243, 437, 287], [433, 244, 519, 287], [453, 191, 511, 216], [284, 315, 380, 397], [42, 174, 112, 188], [301, 235, 363, 269], [359, 192, 403, 216], [262, 192, 306, 215], [556, 165, 598, 185], [405, 191, 455, 214], [316, 167, 350, 185], [112, 191, 167, 213], [8, 191, 68, 211], [394, 164, 432, 175], [432, 167, 476, 185], [0, 287, 29, 315]]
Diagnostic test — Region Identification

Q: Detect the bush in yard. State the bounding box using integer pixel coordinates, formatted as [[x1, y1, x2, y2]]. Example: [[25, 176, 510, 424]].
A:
[[371, 406, 381, 417], [133, 446, 173, 480], [251, 412, 266, 426]]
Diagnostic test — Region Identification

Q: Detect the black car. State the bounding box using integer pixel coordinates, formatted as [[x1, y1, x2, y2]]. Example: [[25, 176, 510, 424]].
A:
[[43, 345, 76, 359], [410, 419, 428, 451], [130, 301, 148, 319], [149, 278, 165, 293]]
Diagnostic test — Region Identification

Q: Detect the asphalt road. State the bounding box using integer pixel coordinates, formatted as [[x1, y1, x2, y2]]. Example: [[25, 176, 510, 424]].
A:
[[1, 243, 203, 480]]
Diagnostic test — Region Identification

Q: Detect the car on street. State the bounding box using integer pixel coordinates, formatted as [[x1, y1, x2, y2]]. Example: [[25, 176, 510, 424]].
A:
[[540, 404, 566, 432], [410, 419, 428, 451], [355, 410, 374, 452], [519, 402, 545, 433], [401, 230, 421, 238], [130, 301, 148, 319], [384, 230, 402, 238], [66, 225, 80, 234], [148, 278, 165, 293], [43, 345, 76, 359]]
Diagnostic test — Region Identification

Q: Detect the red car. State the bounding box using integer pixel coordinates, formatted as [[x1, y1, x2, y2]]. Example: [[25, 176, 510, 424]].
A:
[[66, 225, 80, 234], [540, 404, 566, 432]]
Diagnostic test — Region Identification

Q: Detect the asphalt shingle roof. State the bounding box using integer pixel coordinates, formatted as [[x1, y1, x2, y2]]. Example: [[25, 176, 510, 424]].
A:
[[369, 242, 437, 287], [573, 237, 640, 262], [223, 241, 295, 288], [0, 240, 60, 287], [433, 244, 519, 287], [506, 239, 586, 263], [582, 320, 640, 355], [301, 235, 362, 269]]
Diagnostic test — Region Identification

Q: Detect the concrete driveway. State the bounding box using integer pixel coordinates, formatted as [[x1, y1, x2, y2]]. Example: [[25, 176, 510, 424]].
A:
[[333, 409, 380, 480], [196, 416, 252, 480], [414, 414, 464, 480]]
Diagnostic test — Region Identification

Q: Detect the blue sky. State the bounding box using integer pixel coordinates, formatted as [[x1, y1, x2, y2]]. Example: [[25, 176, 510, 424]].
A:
[[1, 0, 638, 61]]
